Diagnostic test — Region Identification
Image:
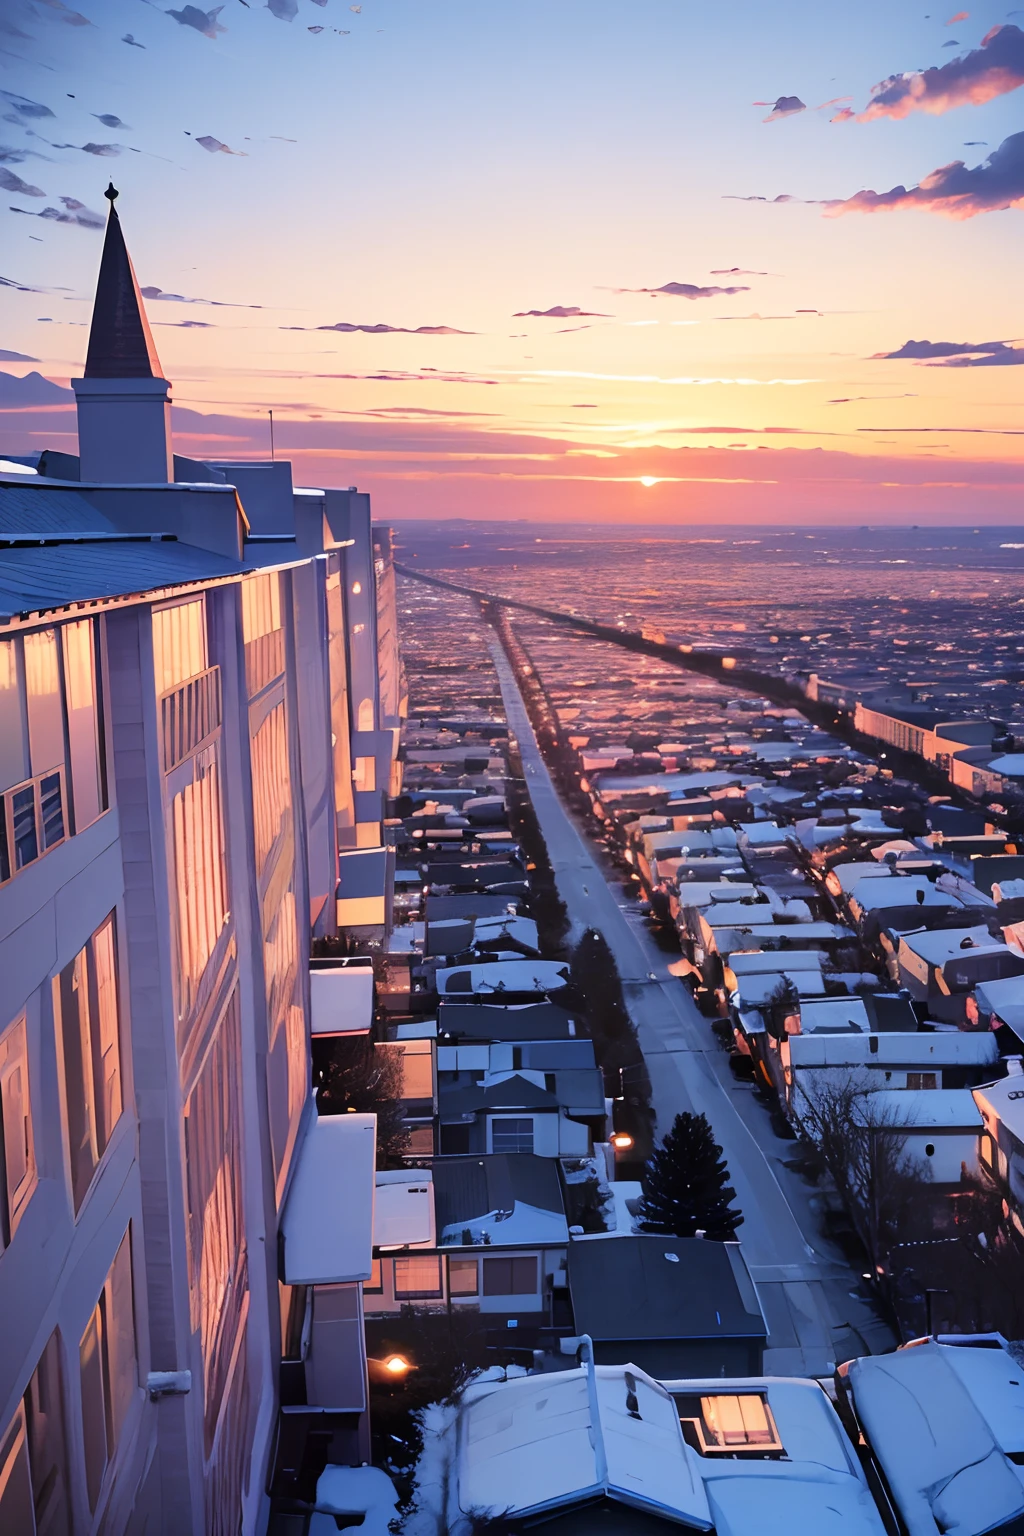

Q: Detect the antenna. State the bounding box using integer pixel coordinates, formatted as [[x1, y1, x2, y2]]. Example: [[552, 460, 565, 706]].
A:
[[269, 408, 275, 462]]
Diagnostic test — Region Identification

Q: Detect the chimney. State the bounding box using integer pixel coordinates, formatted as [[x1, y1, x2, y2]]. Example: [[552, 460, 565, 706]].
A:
[[72, 184, 172, 483]]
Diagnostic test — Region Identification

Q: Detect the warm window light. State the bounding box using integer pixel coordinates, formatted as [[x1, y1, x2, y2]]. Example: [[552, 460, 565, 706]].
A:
[[610, 1132, 634, 1151]]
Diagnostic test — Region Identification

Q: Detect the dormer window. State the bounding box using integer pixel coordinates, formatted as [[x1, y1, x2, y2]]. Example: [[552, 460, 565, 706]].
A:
[[675, 1393, 784, 1456]]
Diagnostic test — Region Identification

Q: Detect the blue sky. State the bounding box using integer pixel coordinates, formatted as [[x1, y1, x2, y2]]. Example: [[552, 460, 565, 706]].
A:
[[2, 0, 1023, 522]]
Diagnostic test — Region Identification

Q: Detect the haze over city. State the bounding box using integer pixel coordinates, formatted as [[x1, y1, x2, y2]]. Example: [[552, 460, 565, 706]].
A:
[[2, 0, 1024, 521]]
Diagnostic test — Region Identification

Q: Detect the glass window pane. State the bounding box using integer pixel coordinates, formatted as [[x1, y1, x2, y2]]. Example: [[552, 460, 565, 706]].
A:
[[78, 1310, 108, 1510], [0, 639, 28, 795], [57, 950, 97, 1212], [12, 785, 38, 870], [482, 1258, 512, 1296], [448, 1259, 478, 1296], [393, 1256, 442, 1298], [491, 1117, 534, 1155], [24, 1331, 70, 1536], [90, 917, 122, 1154], [1, 1015, 35, 1239], [62, 621, 103, 832], [39, 773, 65, 850], [510, 1257, 538, 1296], [23, 631, 64, 777], [103, 1231, 136, 1449], [152, 599, 207, 696]]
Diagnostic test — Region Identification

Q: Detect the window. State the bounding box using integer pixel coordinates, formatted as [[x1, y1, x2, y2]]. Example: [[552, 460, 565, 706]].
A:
[[676, 1394, 783, 1455], [250, 702, 292, 874], [79, 1230, 136, 1510], [378, 1040, 434, 1103], [0, 639, 28, 799], [184, 992, 248, 1455], [24, 1332, 70, 1536], [700, 1395, 781, 1451], [448, 1258, 479, 1297], [152, 598, 207, 697], [62, 620, 105, 832], [491, 1117, 534, 1155], [170, 748, 228, 1014], [242, 573, 285, 696], [393, 1256, 443, 1299], [907, 1072, 938, 1091], [54, 915, 122, 1213], [0, 1410, 33, 1533], [24, 630, 63, 778], [482, 1256, 538, 1297], [0, 1015, 36, 1247], [364, 1258, 383, 1294]]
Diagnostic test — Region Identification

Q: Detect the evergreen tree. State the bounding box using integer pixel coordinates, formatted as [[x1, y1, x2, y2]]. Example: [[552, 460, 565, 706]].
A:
[[636, 1111, 743, 1240]]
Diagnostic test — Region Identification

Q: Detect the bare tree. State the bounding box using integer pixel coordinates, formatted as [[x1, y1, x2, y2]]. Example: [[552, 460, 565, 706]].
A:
[[313, 1035, 410, 1167], [791, 1071, 920, 1273]]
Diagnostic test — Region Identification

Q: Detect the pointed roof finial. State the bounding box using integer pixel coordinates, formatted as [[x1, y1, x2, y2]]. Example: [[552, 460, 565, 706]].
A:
[[84, 184, 164, 380]]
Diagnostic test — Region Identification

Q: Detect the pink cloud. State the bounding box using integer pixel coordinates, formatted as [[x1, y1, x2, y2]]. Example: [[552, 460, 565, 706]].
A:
[[825, 130, 1024, 218], [850, 24, 1024, 121]]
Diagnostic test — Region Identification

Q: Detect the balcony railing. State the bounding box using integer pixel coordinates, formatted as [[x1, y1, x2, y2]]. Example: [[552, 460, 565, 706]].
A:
[[161, 666, 222, 774], [0, 765, 67, 884]]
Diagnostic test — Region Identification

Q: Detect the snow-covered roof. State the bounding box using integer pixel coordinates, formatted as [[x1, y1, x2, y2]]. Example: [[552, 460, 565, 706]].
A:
[[455, 1363, 714, 1528], [729, 950, 824, 976], [435, 959, 569, 996], [845, 1343, 1024, 1536], [308, 957, 375, 1036], [789, 1033, 998, 1070], [280, 1109, 376, 1285], [865, 1088, 984, 1131], [672, 882, 760, 907], [831, 863, 895, 894], [897, 927, 1004, 966], [798, 997, 872, 1034], [975, 973, 1024, 1028], [373, 1170, 435, 1251], [734, 969, 825, 1007], [989, 754, 1024, 778], [454, 1367, 886, 1535], [851, 877, 960, 913], [973, 1068, 1024, 1146]]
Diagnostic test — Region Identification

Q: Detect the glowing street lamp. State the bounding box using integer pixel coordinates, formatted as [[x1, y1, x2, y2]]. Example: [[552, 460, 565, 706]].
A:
[[610, 1132, 634, 1152]]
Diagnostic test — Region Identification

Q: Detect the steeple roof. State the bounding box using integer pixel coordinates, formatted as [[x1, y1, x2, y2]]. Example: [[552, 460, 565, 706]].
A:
[[84, 184, 164, 380]]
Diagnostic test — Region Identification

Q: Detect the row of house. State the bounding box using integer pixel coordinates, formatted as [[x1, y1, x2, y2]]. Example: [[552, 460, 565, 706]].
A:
[[514, 646, 1024, 1282], [400, 1334, 1024, 1536], [0, 196, 406, 1533]]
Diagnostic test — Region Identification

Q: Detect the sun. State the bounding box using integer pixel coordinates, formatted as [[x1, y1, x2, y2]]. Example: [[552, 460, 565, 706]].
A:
[[638, 476, 660, 488]]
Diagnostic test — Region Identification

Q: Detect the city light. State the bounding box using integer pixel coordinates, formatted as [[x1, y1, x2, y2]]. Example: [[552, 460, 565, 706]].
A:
[[610, 1132, 635, 1151], [384, 1355, 412, 1375]]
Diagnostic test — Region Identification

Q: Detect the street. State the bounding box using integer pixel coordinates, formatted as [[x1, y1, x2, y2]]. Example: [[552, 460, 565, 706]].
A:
[[489, 637, 896, 1375]]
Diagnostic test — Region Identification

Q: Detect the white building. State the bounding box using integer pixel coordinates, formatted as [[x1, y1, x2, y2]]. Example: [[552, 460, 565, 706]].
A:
[[0, 190, 402, 1532]]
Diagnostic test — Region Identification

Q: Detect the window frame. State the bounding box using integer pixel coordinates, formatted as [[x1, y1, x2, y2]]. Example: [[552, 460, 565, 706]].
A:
[[393, 1255, 444, 1300], [490, 1116, 535, 1156], [53, 912, 123, 1216], [481, 1255, 539, 1298], [0, 1013, 37, 1249]]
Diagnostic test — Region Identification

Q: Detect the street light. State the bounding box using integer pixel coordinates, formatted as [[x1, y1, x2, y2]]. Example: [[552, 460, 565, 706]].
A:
[[384, 1354, 412, 1375], [610, 1132, 634, 1152]]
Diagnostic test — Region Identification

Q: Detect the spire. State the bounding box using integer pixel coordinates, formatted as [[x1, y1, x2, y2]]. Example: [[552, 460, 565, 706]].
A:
[[84, 184, 164, 380]]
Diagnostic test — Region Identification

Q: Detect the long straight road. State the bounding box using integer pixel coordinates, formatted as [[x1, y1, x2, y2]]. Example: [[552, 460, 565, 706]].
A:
[[488, 637, 895, 1375]]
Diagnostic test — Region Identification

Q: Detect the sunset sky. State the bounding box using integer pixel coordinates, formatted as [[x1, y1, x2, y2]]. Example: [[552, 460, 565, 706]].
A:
[[2, 0, 1023, 523]]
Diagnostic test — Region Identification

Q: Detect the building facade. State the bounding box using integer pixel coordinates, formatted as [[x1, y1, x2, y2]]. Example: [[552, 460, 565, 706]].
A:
[[0, 193, 401, 1533]]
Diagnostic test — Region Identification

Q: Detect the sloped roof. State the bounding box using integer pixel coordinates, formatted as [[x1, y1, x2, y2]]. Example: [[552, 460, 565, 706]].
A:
[[0, 537, 246, 620], [84, 195, 164, 380]]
